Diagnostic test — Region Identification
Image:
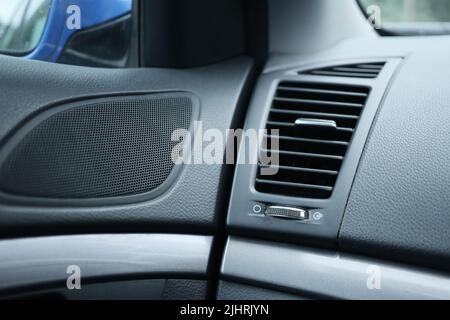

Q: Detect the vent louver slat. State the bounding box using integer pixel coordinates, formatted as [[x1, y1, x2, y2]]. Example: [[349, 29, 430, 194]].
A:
[[301, 62, 385, 79], [256, 82, 370, 199]]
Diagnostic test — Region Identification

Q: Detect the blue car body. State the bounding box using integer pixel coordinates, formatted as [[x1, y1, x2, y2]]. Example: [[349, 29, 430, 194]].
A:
[[27, 0, 132, 62]]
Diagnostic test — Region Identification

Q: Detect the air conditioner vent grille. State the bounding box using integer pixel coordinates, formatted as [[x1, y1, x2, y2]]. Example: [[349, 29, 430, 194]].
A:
[[301, 62, 385, 79], [255, 82, 370, 199]]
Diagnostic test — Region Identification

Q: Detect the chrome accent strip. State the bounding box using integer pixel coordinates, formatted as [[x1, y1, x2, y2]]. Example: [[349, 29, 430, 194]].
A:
[[0, 234, 212, 292], [221, 237, 450, 300]]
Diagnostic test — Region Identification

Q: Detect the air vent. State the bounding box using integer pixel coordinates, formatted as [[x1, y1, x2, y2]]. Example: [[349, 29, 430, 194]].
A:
[[255, 82, 370, 199], [301, 62, 385, 79]]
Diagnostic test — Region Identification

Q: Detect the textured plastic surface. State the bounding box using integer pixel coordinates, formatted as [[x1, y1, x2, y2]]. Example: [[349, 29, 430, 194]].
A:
[[4, 279, 207, 300], [264, 3, 450, 269], [227, 58, 401, 243], [0, 94, 194, 201], [0, 55, 252, 232], [217, 281, 306, 300], [338, 40, 450, 271]]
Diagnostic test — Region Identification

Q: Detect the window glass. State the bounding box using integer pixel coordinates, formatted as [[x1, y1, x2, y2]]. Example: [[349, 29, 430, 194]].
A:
[[0, 0, 51, 53], [359, 0, 450, 35], [0, 0, 136, 67]]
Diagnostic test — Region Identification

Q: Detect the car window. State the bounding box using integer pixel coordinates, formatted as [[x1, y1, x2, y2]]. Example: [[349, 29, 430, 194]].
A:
[[359, 0, 450, 35], [0, 0, 51, 53], [0, 0, 136, 67]]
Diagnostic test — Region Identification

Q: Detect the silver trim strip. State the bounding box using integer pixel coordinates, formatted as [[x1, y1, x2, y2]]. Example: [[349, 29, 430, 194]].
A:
[[0, 234, 212, 292], [221, 237, 450, 300]]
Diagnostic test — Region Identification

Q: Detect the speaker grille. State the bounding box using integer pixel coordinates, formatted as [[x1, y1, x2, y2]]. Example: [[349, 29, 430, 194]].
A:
[[0, 95, 193, 199]]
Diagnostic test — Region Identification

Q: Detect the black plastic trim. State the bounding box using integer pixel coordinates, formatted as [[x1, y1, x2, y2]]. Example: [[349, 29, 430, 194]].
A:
[[0, 92, 200, 207], [227, 58, 402, 245]]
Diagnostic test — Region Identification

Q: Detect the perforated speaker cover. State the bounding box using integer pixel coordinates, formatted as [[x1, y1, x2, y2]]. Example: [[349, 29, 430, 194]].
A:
[[0, 94, 194, 201]]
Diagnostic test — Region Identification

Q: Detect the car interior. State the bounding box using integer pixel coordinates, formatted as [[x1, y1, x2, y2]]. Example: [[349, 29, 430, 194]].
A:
[[0, 0, 450, 301]]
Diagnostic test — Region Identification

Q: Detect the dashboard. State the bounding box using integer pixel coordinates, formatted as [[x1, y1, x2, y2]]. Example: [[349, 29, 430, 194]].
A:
[[0, 0, 449, 300]]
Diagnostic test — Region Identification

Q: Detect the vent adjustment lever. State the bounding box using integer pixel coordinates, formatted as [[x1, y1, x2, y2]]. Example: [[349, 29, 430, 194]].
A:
[[265, 206, 308, 221], [295, 118, 337, 133]]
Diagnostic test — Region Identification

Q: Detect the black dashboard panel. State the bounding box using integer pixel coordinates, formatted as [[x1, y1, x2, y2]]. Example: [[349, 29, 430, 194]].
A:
[[338, 40, 450, 272], [217, 281, 307, 300], [0, 93, 199, 206], [234, 35, 450, 272], [0, 55, 253, 236], [227, 58, 401, 245], [2, 0, 450, 300]]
